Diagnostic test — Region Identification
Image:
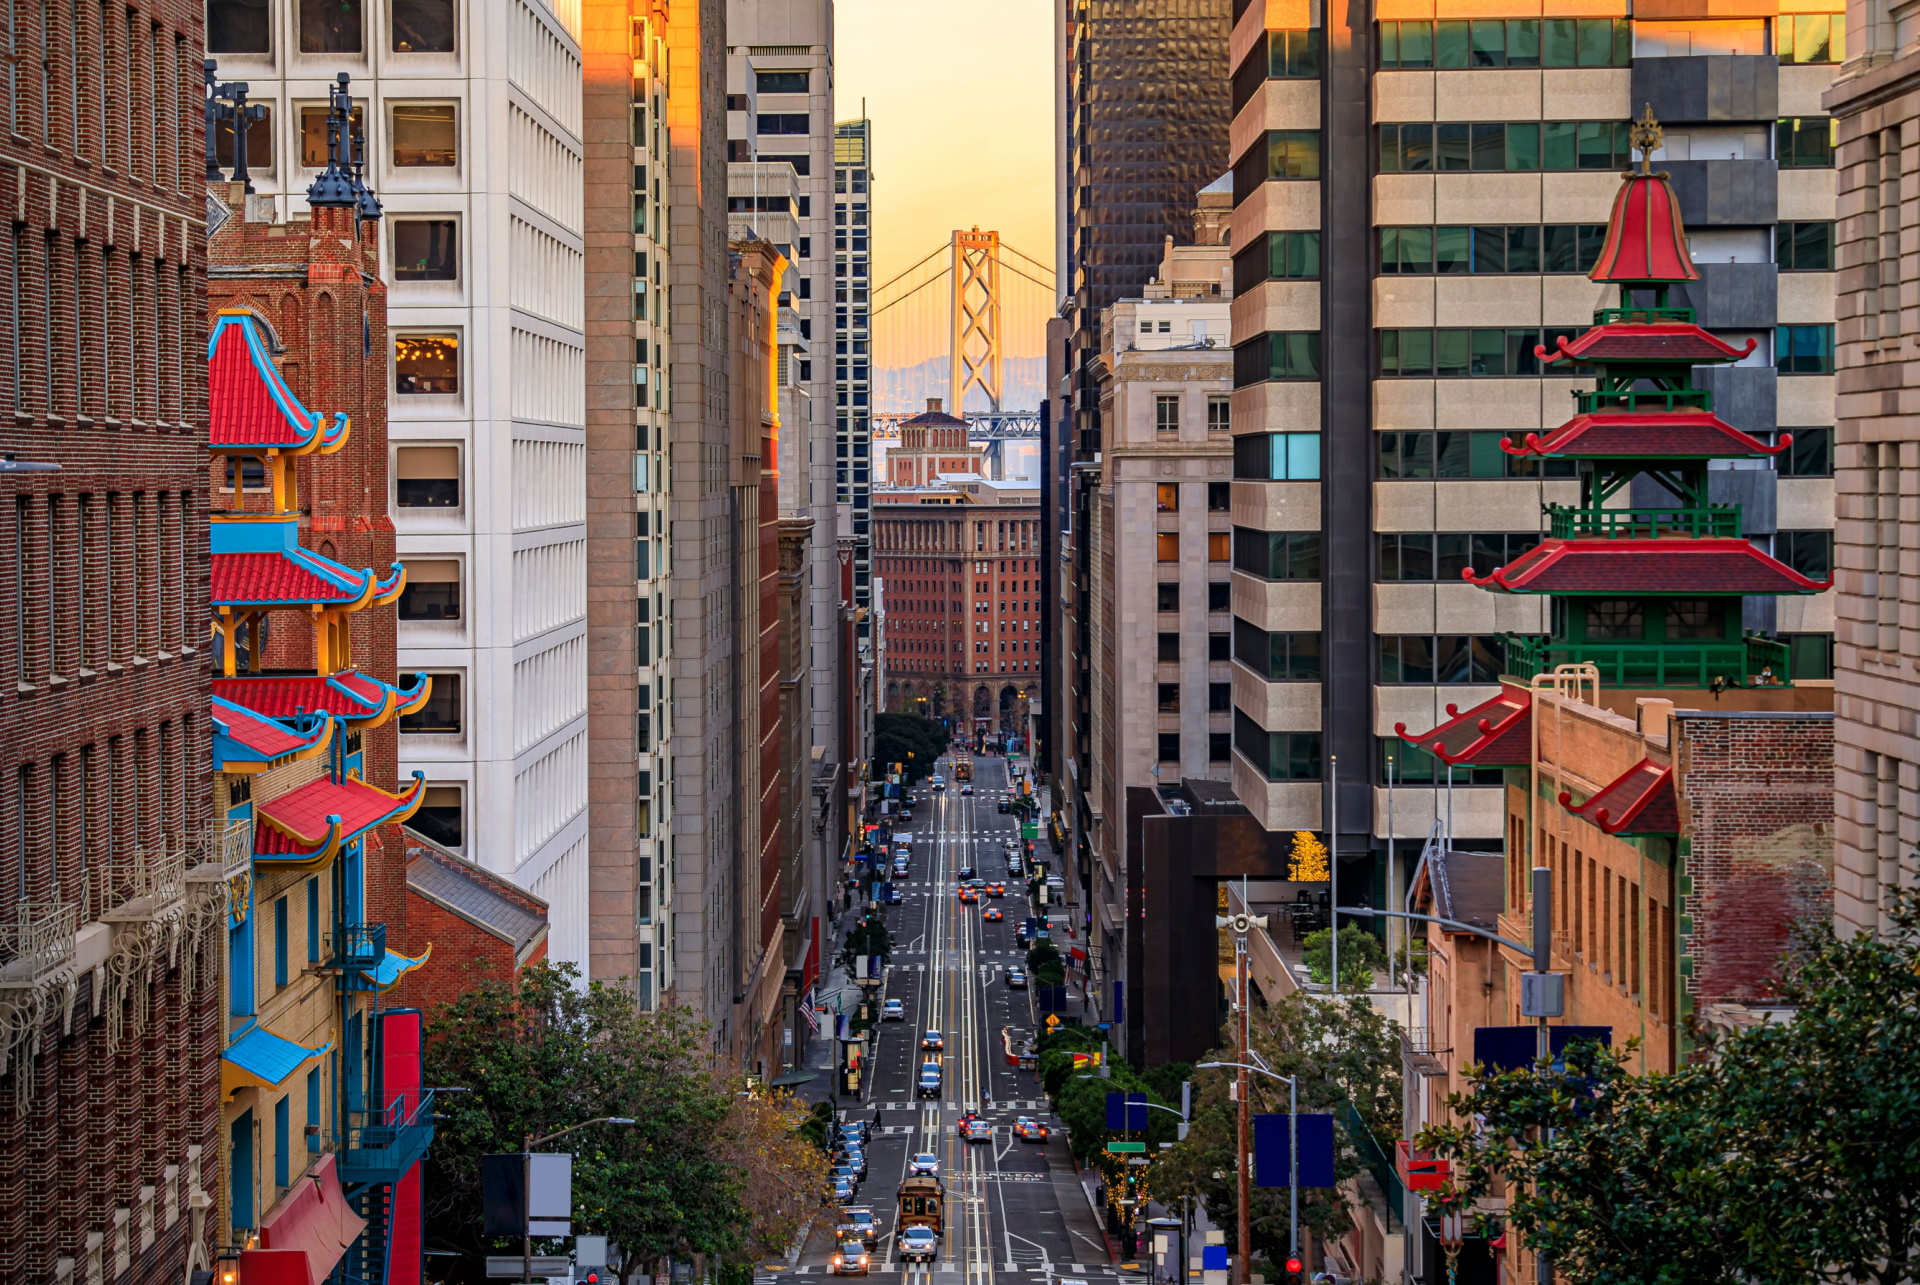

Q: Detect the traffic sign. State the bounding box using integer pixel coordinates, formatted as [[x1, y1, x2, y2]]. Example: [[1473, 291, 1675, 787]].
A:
[[1105, 1141, 1146, 1154]]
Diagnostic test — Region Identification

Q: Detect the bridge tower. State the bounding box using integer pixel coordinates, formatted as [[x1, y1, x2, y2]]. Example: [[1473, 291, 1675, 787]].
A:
[[950, 227, 1004, 413]]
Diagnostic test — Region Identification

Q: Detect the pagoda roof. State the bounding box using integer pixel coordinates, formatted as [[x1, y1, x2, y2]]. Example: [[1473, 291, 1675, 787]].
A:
[[253, 772, 428, 866], [208, 310, 350, 454], [1538, 323, 1754, 366], [1462, 537, 1833, 596], [1396, 687, 1532, 767], [211, 697, 334, 772], [1502, 411, 1788, 461], [212, 670, 432, 730], [1559, 759, 1679, 835], [1589, 169, 1700, 285], [210, 517, 405, 611]]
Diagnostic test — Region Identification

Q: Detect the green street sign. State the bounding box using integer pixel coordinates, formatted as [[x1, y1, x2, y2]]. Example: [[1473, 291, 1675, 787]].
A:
[[1105, 1141, 1147, 1154]]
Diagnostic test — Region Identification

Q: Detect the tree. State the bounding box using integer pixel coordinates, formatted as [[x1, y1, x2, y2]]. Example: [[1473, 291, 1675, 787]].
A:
[[1300, 924, 1384, 992], [873, 712, 950, 785], [1286, 830, 1328, 882], [423, 962, 746, 1285], [1417, 888, 1920, 1285], [1155, 993, 1402, 1269]]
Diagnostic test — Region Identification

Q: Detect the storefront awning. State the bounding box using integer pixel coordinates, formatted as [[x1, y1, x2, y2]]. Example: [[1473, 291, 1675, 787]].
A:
[[222, 1024, 334, 1096], [254, 1154, 367, 1285]]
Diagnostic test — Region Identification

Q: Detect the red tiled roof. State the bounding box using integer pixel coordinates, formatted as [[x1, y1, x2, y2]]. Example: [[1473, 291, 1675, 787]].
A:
[[1559, 759, 1678, 835], [1540, 323, 1755, 365], [213, 671, 431, 726], [1503, 411, 1786, 460], [255, 773, 426, 851], [211, 551, 374, 607], [1463, 538, 1832, 595], [1396, 687, 1532, 767]]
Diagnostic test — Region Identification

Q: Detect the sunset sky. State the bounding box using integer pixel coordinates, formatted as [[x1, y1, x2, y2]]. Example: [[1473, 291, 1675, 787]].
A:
[[833, 0, 1059, 300]]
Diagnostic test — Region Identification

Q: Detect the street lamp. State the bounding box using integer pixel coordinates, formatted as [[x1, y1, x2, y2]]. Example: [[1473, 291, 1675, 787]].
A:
[[520, 1117, 637, 1283], [1196, 1054, 1300, 1276]]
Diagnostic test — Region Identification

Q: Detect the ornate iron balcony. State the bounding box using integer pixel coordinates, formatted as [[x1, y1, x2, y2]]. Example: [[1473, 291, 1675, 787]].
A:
[[1546, 504, 1742, 540]]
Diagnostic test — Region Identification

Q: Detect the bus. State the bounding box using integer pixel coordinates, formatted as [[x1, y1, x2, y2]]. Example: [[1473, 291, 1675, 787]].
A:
[[897, 1175, 944, 1235], [953, 756, 973, 782]]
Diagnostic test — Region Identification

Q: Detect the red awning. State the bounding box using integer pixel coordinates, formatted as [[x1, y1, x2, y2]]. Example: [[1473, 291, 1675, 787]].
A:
[[1559, 758, 1679, 835], [254, 1155, 367, 1285], [1395, 687, 1532, 767]]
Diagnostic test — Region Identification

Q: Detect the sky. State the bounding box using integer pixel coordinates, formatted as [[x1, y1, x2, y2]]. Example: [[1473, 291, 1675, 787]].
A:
[[833, 0, 1058, 295]]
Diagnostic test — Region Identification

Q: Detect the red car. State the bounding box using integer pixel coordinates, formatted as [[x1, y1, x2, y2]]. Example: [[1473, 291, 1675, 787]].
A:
[[983, 906, 1003, 922]]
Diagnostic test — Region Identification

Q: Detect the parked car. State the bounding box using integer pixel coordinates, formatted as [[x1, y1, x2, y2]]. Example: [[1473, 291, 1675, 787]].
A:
[[882, 997, 905, 1021]]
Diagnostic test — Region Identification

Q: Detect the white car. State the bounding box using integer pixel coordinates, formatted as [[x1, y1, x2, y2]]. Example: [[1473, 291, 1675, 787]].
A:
[[899, 1226, 939, 1263], [882, 998, 905, 1021]]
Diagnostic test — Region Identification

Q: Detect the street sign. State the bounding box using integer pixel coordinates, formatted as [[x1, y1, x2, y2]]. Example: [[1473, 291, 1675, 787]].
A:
[[1106, 1141, 1146, 1154]]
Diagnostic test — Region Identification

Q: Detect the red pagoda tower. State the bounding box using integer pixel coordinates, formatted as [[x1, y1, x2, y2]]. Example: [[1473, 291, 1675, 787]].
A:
[[1398, 108, 1830, 780]]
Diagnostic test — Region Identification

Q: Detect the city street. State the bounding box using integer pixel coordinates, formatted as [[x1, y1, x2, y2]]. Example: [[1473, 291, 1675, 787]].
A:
[[774, 755, 1120, 1285]]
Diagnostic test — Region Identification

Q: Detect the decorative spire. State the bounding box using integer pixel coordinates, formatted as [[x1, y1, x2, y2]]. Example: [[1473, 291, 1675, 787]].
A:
[[305, 74, 360, 208]]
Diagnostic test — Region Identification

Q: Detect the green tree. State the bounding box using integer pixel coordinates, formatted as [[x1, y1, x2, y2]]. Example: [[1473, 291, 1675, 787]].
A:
[[1300, 924, 1385, 992], [423, 962, 746, 1285], [1155, 993, 1403, 1268], [1418, 888, 1920, 1285], [873, 712, 950, 786]]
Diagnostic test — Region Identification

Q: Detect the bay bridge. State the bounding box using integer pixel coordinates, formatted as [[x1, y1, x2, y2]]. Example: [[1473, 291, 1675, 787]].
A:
[[870, 228, 1057, 421]]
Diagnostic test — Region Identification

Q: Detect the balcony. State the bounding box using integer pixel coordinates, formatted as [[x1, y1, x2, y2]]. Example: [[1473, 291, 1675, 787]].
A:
[[1571, 387, 1712, 416], [330, 923, 387, 974], [0, 902, 78, 987], [1547, 504, 1742, 540], [1504, 633, 1793, 688], [337, 1089, 436, 1187]]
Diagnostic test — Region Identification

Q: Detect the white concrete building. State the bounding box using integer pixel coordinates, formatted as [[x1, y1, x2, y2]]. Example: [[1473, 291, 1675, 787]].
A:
[[205, 0, 593, 971]]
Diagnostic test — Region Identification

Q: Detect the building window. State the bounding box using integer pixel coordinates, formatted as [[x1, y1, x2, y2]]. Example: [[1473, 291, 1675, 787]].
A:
[[1157, 584, 1179, 613], [395, 445, 460, 507], [1157, 733, 1182, 763], [392, 219, 457, 281], [1387, 17, 1629, 68], [1777, 530, 1833, 580], [1155, 395, 1180, 433], [1779, 13, 1844, 63], [1776, 426, 1832, 477], [208, 0, 271, 53], [1234, 621, 1322, 681], [1157, 633, 1180, 663], [757, 70, 809, 93], [397, 559, 460, 620], [1232, 528, 1321, 581], [1158, 683, 1181, 713], [1232, 130, 1321, 201], [1777, 117, 1836, 168], [1379, 532, 1540, 580], [1233, 712, 1322, 781], [392, 103, 457, 166], [401, 674, 462, 734], [300, 104, 364, 167], [299, 0, 361, 52], [1233, 332, 1321, 387], [1157, 483, 1180, 511], [395, 334, 460, 395], [214, 105, 274, 172], [391, 0, 455, 52], [1379, 120, 1630, 173], [412, 785, 464, 848], [1776, 221, 1834, 271], [1207, 397, 1231, 433], [1233, 432, 1320, 481], [1156, 533, 1180, 562], [1777, 325, 1834, 373]]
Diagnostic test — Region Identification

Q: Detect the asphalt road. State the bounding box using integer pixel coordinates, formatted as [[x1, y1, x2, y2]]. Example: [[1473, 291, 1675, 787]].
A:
[[769, 754, 1124, 1285]]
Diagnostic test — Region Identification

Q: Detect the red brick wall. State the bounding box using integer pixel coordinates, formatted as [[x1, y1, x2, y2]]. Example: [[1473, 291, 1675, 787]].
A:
[[0, 0, 217, 1277], [1673, 712, 1834, 1015]]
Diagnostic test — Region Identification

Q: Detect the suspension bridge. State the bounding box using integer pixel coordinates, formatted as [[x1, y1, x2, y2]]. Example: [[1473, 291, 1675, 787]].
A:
[[871, 229, 1058, 415]]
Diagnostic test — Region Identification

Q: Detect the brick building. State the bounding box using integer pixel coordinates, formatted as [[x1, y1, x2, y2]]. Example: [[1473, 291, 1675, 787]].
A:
[[0, 1, 221, 1280], [874, 476, 1044, 740]]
